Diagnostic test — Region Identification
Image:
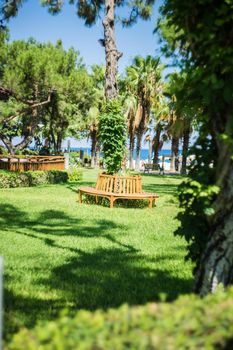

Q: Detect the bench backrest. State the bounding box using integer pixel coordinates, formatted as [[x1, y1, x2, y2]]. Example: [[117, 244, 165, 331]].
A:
[[144, 163, 160, 170], [96, 174, 142, 194]]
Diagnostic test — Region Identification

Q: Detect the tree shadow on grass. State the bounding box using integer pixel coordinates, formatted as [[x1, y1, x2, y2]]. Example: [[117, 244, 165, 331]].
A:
[[40, 247, 192, 309], [4, 247, 192, 339], [0, 203, 193, 340]]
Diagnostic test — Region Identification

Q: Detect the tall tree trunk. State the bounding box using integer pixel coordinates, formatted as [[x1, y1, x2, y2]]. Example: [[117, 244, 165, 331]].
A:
[[129, 133, 135, 169], [181, 128, 191, 175], [135, 105, 148, 170], [135, 132, 142, 171], [56, 133, 63, 155], [153, 123, 162, 164], [170, 137, 179, 172], [90, 129, 97, 168], [103, 0, 122, 99], [148, 138, 152, 163], [195, 160, 233, 295], [96, 142, 100, 167]]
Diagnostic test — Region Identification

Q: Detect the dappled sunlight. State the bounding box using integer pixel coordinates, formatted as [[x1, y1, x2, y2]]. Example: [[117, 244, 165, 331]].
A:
[[0, 173, 193, 340]]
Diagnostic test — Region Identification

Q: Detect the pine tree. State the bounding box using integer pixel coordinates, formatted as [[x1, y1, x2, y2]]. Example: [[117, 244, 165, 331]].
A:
[[1, 0, 156, 100]]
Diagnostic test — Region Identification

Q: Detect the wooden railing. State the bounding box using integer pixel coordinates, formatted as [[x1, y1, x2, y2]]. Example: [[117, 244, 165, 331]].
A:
[[0, 155, 65, 172]]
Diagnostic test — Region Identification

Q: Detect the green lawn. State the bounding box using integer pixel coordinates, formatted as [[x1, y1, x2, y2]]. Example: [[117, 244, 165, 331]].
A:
[[0, 169, 193, 340]]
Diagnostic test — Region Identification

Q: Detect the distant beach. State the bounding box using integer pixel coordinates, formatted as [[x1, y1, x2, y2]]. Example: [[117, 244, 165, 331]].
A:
[[67, 148, 181, 161]]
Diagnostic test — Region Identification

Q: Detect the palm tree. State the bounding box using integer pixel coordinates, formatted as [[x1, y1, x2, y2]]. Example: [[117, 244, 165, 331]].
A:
[[151, 90, 169, 164], [125, 56, 163, 170], [123, 94, 137, 169], [86, 66, 105, 167], [165, 73, 195, 174]]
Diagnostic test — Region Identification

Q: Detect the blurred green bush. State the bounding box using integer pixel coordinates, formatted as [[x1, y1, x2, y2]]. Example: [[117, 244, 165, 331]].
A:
[[67, 165, 83, 183], [8, 287, 233, 350], [0, 170, 69, 188]]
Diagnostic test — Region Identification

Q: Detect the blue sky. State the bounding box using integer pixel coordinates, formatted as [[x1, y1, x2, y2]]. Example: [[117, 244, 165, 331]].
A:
[[6, 0, 170, 150], [7, 0, 164, 73]]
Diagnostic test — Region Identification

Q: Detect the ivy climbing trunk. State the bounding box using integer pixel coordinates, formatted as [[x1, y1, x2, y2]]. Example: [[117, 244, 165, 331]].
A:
[[103, 0, 122, 99]]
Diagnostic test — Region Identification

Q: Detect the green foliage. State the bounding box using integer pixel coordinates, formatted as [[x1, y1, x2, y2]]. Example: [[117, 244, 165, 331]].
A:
[[99, 100, 126, 174], [0, 170, 68, 188], [157, 0, 233, 283], [67, 165, 83, 182], [41, 0, 156, 27], [174, 130, 220, 266], [0, 37, 93, 154], [0, 146, 8, 155], [8, 287, 233, 350]]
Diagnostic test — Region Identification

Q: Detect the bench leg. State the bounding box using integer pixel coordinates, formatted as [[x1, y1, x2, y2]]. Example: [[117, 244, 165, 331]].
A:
[[79, 191, 82, 204], [148, 197, 153, 209], [110, 196, 114, 209]]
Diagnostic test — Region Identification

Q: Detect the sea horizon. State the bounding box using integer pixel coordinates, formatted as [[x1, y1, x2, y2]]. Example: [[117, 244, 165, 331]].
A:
[[66, 147, 182, 161]]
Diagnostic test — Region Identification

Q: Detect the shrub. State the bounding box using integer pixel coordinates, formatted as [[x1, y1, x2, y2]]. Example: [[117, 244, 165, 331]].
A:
[[0, 170, 68, 188], [27, 171, 50, 186], [67, 165, 83, 183], [8, 287, 233, 350], [48, 170, 70, 184]]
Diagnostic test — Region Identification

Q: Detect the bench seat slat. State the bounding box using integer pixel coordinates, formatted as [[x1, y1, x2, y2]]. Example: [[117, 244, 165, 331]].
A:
[[79, 186, 158, 198]]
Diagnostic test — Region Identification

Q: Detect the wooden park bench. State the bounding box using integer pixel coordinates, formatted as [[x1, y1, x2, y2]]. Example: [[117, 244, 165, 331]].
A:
[[78, 174, 159, 208], [144, 163, 164, 174]]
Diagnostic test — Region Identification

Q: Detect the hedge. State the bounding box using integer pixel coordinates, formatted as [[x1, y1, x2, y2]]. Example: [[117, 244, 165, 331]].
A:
[[8, 287, 233, 350], [0, 170, 70, 188]]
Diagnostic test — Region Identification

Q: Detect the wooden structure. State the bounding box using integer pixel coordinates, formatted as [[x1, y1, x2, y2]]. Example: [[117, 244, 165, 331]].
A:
[[0, 155, 65, 171], [79, 173, 159, 208]]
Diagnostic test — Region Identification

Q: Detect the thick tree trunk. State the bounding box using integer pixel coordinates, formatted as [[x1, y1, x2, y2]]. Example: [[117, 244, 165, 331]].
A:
[[129, 133, 135, 169], [194, 160, 233, 295], [181, 128, 191, 175], [56, 133, 63, 155], [103, 0, 122, 99], [153, 123, 162, 164], [170, 137, 179, 172]]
